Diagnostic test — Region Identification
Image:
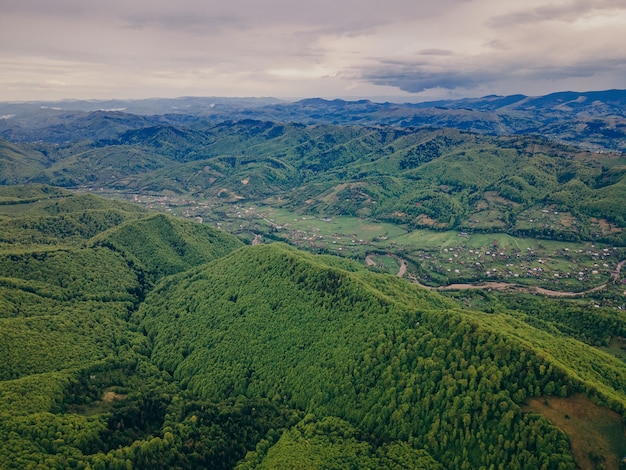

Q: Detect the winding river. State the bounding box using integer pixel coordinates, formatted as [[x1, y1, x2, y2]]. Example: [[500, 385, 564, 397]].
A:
[[367, 254, 626, 298]]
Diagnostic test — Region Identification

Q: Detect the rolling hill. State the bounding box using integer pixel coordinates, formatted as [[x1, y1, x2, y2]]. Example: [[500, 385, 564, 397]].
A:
[[0, 187, 625, 468], [1, 119, 625, 244]]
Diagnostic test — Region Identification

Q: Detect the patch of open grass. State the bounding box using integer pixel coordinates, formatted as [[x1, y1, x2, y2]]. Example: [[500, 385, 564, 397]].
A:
[[524, 394, 626, 470], [599, 337, 626, 364]]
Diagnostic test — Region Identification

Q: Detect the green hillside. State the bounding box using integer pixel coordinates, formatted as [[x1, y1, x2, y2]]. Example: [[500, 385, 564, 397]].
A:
[[136, 242, 626, 469], [0, 187, 252, 469], [2, 121, 625, 243], [237, 415, 443, 470], [93, 212, 243, 282], [1, 185, 625, 469], [0, 140, 50, 185]]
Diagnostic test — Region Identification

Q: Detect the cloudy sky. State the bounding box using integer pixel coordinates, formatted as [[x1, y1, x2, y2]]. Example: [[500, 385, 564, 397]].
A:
[[1, 0, 625, 101]]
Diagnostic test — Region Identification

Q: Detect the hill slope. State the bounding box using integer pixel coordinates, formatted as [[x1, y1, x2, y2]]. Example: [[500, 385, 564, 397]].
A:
[[0, 187, 252, 469], [2, 123, 625, 243], [1, 186, 626, 468], [93, 212, 243, 282], [136, 242, 626, 468]]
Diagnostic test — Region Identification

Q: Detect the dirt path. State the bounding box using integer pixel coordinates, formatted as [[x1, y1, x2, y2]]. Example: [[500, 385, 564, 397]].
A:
[[438, 282, 515, 292], [396, 258, 407, 278], [366, 254, 407, 277], [612, 259, 626, 282]]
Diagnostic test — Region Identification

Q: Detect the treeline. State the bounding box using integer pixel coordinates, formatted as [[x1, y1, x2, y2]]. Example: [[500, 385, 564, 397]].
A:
[[495, 293, 626, 346]]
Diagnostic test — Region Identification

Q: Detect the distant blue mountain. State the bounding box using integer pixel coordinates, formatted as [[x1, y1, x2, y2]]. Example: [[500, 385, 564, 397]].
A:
[[1, 89, 625, 151]]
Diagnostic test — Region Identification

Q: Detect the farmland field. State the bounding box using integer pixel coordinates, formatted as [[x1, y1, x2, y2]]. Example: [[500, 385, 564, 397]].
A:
[[91, 190, 626, 304]]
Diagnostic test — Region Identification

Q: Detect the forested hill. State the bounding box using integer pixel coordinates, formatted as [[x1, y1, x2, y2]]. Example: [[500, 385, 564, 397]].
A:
[[137, 242, 626, 468], [2, 120, 626, 243], [1, 185, 626, 467], [92, 212, 242, 283], [0, 186, 248, 468]]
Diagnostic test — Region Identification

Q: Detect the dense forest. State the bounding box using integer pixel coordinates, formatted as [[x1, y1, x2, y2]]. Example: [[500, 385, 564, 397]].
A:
[[1, 116, 626, 244], [1, 185, 626, 468]]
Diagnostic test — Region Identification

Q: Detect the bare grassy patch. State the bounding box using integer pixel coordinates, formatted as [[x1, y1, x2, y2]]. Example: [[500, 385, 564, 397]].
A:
[[524, 394, 626, 470]]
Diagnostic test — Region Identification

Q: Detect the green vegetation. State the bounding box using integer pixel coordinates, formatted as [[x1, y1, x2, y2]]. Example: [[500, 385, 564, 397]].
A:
[[93, 212, 243, 282], [0, 186, 268, 469], [2, 123, 626, 244], [0, 179, 625, 469], [238, 415, 443, 469], [136, 241, 626, 468], [1, 95, 626, 469]]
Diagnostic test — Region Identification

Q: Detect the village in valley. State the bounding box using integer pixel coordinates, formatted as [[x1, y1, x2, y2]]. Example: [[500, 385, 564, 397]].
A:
[[91, 189, 626, 307]]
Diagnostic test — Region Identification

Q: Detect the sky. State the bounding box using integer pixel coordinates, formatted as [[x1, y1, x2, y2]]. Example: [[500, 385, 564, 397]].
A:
[[1, 0, 625, 102]]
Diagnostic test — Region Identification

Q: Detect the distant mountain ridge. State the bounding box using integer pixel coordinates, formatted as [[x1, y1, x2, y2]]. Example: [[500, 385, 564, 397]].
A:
[[1, 89, 626, 151], [411, 89, 626, 113]]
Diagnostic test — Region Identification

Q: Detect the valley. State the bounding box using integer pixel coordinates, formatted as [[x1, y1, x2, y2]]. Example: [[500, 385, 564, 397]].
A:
[[93, 189, 626, 306], [2, 90, 626, 469]]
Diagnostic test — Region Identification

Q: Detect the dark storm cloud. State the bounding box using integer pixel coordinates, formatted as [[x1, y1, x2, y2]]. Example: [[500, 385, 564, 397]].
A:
[[360, 62, 497, 93]]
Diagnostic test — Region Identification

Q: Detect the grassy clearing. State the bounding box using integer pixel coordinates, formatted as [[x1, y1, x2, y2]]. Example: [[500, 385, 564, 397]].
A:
[[524, 394, 626, 470], [599, 337, 626, 364], [366, 254, 401, 275], [67, 388, 127, 416]]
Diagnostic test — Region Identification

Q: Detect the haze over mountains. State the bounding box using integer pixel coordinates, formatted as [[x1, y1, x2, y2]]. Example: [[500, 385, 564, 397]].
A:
[[2, 88, 626, 151]]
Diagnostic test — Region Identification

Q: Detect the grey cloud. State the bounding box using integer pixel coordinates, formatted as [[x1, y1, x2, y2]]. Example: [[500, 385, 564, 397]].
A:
[[360, 63, 496, 93], [418, 49, 454, 56], [358, 53, 626, 94], [489, 0, 626, 27], [2, 0, 466, 36], [522, 58, 626, 81]]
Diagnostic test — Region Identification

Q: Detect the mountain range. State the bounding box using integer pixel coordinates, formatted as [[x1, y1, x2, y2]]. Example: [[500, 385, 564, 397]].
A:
[[1, 89, 626, 468], [2, 89, 626, 151], [1, 117, 625, 245]]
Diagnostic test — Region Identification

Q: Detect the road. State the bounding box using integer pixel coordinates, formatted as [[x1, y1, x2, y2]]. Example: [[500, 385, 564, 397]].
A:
[[391, 256, 626, 298]]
